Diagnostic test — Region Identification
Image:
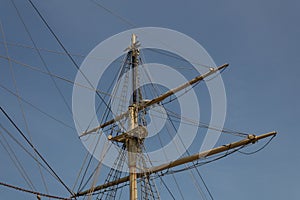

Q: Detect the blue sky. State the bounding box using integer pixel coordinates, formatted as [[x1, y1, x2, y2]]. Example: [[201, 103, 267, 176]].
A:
[[0, 0, 299, 199]]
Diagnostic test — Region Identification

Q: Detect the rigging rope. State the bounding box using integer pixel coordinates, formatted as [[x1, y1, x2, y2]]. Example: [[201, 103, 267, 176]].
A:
[[10, 0, 73, 119], [0, 106, 75, 196], [238, 135, 276, 155], [154, 121, 185, 200], [3, 0, 74, 190], [76, 75, 125, 194], [0, 41, 122, 61], [163, 108, 249, 137], [163, 105, 214, 200], [0, 83, 74, 130], [90, 0, 135, 27], [0, 54, 122, 100], [87, 140, 111, 200], [0, 123, 62, 182], [0, 133, 36, 190], [139, 55, 189, 199], [24, 9, 130, 193], [96, 145, 127, 200], [90, 1, 215, 71], [27, 0, 118, 124], [139, 54, 213, 199], [0, 19, 37, 192], [0, 181, 70, 200], [158, 177, 176, 200], [146, 48, 212, 70]]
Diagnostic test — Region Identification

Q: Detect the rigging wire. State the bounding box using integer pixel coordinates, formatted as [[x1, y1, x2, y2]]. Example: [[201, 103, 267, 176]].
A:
[[0, 54, 122, 100], [19, 8, 126, 191], [24, 6, 130, 190], [96, 145, 127, 200], [0, 106, 75, 196], [140, 55, 213, 199], [90, 0, 214, 71], [155, 132, 185, 199], [72, 133, 108, 193], [75, 50, 136, 197], [0, 48, 127, 189], [77, 103, 126, 196], [76, 131, 105, 193], [139, 53, 187, 198], [238, 135, 276, 155], [10, 0, 73, 118], [148, 108, 243, 139], [0, 19, 36, 192], [139, 52, 247, 139], [142, 94, 185, 199], [164, 108, 213, 200], [0, 40, 125, 62], [75, 67, 126, 194], [0, 44, 198, 72], [193, 167, 214, 200], [145, 48, 212, 70], [76, 108, 114, 194], [164, 106, 248, 136], [0, 181, 70, 200], [141, 145, 176, 200], [139, 152, 160, 200], [154, 108, 249, 138], [0, 83, 74, 130], [76, 128, 110, 193], [82, 54, 129, 136], [90, 0, 135, 27], [72, 151, 91, 192], [87, 140, 111, 200], [157, 176, 176, 200], [139, 54, 210, 199], [27, 0, 117, 123], [0, 133, 36, 190], [0, 123, 61, 181], [149, 98, 254, 200]]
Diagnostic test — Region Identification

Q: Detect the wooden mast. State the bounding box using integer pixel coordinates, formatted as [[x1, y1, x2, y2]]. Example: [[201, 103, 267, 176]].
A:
[[128, 33, 139, 200]]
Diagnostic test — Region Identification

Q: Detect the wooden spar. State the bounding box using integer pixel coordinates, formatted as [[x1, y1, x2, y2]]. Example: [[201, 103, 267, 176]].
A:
[[73, 131, 277, 197], [79, 111, 128, 137], [148, 131, 276, 173], [139, 63, 228, 110], [79, 63, 229, 137]]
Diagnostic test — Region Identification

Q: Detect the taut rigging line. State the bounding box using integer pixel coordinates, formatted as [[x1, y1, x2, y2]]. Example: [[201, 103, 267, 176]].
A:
[[0, 181, 70, 200], [0, 106, 75, 197]]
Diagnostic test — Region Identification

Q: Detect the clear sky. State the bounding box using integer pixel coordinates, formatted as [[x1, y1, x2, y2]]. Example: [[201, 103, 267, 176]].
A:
[[0, 0, 299, 199]]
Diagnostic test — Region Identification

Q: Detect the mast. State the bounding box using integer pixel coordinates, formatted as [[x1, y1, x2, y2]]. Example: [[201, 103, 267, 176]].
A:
[[128, 33, 139, 200], [97, 34, 142, 200]]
